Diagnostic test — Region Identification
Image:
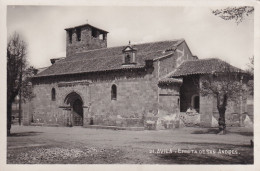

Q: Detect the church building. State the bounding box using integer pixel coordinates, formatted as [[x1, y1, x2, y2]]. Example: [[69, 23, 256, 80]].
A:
[[23, 23, 250, 129]]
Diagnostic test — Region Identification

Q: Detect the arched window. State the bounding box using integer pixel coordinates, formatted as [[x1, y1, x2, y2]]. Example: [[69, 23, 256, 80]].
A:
[[111, 84, 117, 100], [51, 88, 56, 101], [125, 54, 131, 64]]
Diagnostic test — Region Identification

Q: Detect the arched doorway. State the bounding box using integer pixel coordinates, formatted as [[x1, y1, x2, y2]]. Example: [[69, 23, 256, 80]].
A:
[[73, 99, 83, 126], [191, 94, 200, 113], [64, 92, 83, 126]]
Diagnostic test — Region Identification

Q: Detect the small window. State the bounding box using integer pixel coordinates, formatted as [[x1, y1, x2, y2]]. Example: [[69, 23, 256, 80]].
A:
[[51, 88, 56, 101], [76, 28, 81, 41], [111, 84, 117, 100], [125, 54, 131, 64], [68, 30, 72, 43]]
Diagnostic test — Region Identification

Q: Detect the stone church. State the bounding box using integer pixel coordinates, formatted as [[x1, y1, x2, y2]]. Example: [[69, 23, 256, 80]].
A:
[[23, 23, 251, 129]]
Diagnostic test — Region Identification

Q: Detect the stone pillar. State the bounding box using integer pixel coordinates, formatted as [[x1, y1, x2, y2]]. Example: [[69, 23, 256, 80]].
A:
[[83, 106, 89, 127]]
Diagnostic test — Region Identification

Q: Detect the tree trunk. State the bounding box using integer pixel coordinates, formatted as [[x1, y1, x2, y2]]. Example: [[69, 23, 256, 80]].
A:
[[217, 94, 228, 134], [218, 107, 226, 134], [7, 101, 12, 136]]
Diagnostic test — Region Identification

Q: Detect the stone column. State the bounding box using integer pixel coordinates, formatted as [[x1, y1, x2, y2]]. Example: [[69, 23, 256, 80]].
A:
[[82, 105, 89, 127]]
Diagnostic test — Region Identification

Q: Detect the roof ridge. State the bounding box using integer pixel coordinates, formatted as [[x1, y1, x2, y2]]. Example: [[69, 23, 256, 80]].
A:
[[61, 50, 167, 64], [131, 38, 184, 46]]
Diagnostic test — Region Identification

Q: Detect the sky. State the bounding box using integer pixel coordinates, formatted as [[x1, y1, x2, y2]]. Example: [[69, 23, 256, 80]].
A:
[[7, 6, 254, 69]]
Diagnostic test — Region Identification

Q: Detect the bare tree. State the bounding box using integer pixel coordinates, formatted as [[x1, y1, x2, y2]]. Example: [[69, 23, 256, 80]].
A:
[[199, 66, 248, 134], [245, 56, 254, 96], [212, 6, 254, 24], [7, 33, 35, 136]]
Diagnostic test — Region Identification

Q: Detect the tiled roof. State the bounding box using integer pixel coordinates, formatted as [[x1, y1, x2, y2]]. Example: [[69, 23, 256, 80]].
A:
[[36, 67, 49, 74], [35, 39, 184, 77], [169, 58, 245, 77]]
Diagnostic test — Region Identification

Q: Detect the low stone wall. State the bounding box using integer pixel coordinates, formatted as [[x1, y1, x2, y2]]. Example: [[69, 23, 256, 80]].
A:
[[89, 115, 144, 127], [179, 112, 200, 127], [144, 116, 159, 130]]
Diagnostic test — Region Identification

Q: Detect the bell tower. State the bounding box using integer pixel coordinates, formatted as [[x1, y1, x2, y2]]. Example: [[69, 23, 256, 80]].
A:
[[65, 24, 108, 57]]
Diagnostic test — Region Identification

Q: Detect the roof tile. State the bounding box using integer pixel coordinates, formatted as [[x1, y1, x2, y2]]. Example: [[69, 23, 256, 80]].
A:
[[35, 39, 184, 77], [169, 58, 245, 77]]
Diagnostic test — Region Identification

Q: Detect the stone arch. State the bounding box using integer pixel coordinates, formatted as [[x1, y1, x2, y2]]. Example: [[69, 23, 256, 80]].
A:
[[63, 91, 85, 106], [64, 91, 84, 126]]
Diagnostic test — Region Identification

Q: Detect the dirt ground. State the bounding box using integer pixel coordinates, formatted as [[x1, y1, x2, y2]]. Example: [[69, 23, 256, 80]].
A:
[[7, 125, 253, 164]]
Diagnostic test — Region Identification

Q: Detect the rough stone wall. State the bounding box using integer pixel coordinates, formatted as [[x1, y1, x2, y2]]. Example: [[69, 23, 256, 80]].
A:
[[156, 41, 196, 79], [157, 54, 178, 78], [87, 77, 158, 127], [247, 95, 254, 121], [27, 81, 90, 126], [26, 68, 158, 127], [199, 75, 249, 127], [158, 84, 180, 117], [200, 95, 214, 127], [21, 100, 31, 126], [212, 93, 248, 127], [176, 41, 196, 67], [66, 26, 107, 57]]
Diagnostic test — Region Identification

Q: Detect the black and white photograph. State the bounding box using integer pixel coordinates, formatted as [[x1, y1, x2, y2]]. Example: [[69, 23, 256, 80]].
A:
[[1, 0, 259, 170]]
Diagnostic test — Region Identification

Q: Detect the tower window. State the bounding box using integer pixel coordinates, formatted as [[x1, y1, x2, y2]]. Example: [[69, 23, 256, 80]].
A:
[[76, 28, 81, 41], [51, 88, 56, 101], [99, 34, 103, 40], [111, 84, 117, 100], [125, 54, 131, 64], [103, 34, 107, 40], [68, 30, 72, 43]]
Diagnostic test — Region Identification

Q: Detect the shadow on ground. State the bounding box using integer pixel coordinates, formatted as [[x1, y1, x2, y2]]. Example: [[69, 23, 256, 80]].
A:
[[155, 151, 253, 164], [191, 128, 219, 134], [231, 131, 254, 136], [191, 128, 253, 137], [10, 131, 43, 137]]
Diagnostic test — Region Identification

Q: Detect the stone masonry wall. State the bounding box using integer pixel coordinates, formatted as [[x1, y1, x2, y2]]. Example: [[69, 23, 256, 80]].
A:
[[28, 81, 90, 126], [66, 26, 107, 57], [87, 77, 158, 127], [157, 54, 178, 78], [157, 41, 195, 79], [26, 68, 158, 128], [176, 41, 196, 67], [199, 75, 249, 127], [158, 84, 180, 117]]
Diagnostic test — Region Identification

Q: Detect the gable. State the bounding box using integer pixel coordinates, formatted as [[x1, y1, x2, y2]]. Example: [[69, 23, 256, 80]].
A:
[[122, 46, 137, 52], [175, 41, 197, 67]]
